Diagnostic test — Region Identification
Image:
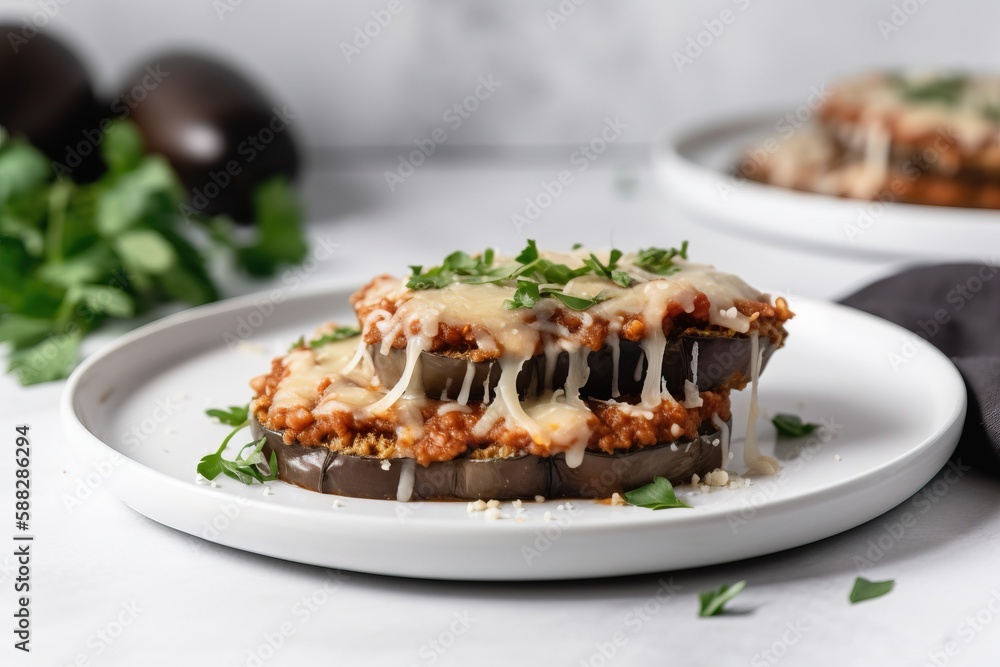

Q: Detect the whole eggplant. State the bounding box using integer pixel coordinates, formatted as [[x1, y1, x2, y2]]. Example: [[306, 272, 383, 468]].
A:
[[0, 26, 103, 179], [122, 53, 300, 222]]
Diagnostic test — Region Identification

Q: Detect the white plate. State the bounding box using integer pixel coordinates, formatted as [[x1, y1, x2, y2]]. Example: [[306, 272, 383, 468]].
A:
[[656, 114, 1000, 259], [61, 287, 966, 581]]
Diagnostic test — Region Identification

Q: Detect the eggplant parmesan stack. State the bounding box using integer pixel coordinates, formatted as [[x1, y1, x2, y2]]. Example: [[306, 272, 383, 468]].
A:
[[249, 243, 792, 501], [740, 71, 1000, 209]]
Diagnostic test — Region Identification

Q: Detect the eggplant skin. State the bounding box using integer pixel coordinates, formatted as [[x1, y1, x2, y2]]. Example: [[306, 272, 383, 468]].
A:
[[372, 335, 775, 403], [252, 417, 725, 501]]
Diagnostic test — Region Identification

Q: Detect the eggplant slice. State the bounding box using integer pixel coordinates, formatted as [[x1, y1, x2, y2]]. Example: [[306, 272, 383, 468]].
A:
[[372, 335, 774, 402], [252, 417, 726, 501]]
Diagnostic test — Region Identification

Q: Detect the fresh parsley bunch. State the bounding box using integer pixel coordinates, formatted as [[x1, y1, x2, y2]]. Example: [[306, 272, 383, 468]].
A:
[[0, 121, 308, 385]]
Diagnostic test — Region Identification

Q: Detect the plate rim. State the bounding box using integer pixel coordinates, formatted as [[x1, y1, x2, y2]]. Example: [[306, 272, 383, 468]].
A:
[[654, 113, 1000, 258]]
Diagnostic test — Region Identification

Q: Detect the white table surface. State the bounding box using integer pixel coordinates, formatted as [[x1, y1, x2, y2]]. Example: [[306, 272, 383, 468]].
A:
[[4, 164, 998, 667]]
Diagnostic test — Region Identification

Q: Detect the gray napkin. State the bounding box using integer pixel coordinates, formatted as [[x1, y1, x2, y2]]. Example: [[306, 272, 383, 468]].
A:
[[841, 264, 1000, 475]]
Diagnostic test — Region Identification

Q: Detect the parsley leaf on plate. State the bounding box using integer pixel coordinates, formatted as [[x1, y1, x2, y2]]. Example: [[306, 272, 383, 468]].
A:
[[199, 404, 278, 485], [772, 413, 820, 438], [849, 577, 894, 604], [698, 580, 747, 617], [623, 476, 692, 510]]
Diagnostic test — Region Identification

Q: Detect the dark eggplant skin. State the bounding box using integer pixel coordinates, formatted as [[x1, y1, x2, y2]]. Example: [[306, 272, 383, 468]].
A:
[[0, 26, 104, 179], [123, 53, 300, 221], [372, 335, 775, 403], [252, 417, 725, 501]]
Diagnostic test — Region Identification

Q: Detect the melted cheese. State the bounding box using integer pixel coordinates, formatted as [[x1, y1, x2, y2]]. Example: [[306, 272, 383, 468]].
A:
[[609, 332, 621, 399], [396, 459, 416, 501], [271, 337, 368, 411], [743, 331, 780, 475], [524, 400, 593, 468], [683, 341, 703, 408], [473, 356, 543, 443], [712, 413, 731, 469]]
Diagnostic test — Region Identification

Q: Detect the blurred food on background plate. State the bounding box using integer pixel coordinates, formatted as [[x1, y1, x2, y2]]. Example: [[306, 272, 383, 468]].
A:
[[738, 71, 1000, 209]]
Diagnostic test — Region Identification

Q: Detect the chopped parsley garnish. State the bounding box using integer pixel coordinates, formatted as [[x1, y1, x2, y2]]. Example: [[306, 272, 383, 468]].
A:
[[849, 577, 894, 604], [503, 280, 606, 311], [892, 75, 967, 105], [634, 242, 689, 275], [406, 248, 507, 289], [409, 240, 690, 312], [772, 413, 820, 438], [698, 580, 747, 617], [546, 290, 606, 311], [0, 120, 308, 385], [289, 326, 360, 350], [198, 403, 278, 486], [583, 249, 635, 287], [623, 476, 692, 510], [505, 280, 540, 309]]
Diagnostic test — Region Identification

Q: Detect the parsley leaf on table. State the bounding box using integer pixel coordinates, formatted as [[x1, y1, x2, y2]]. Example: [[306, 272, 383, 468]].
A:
[[698, 581, 747, 617], [849, 577, 894, 604]]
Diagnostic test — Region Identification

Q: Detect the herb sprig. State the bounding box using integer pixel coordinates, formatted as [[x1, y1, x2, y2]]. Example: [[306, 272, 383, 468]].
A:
[[634, 241, 689, 276], [198, 403, 278, 485], [0, 120, 308, 385]]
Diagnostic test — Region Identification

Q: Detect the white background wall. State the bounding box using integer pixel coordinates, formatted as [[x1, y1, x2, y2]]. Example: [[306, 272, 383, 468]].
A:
[[4, 0, 998, 156]]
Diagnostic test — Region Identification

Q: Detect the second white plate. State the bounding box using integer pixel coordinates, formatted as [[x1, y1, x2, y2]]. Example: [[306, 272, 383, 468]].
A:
[[62, 288, 966, 580], [656, 114, 1000, 259]]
